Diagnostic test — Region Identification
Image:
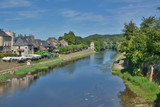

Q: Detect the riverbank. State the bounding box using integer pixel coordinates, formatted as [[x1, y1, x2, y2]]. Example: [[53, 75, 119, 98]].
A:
[[112, 54, 160, 106], [0, 49, 95, 81]]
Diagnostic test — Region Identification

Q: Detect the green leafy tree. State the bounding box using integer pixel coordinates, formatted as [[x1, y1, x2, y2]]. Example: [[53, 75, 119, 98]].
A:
[[122, 20, 138, 40], [94, 41, 100, 52], [59, 31, 76, 45], [140, 16, 155, 30]]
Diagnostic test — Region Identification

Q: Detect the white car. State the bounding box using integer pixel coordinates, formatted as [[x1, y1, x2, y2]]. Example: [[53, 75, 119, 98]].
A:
[[2, 57, 12, 62], [26, 54, 42, 59]]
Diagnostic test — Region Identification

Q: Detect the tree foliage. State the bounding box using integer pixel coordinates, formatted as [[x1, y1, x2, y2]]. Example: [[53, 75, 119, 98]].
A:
[[121, 16, 160, 75], [60, 31, 76, 45], [58, 44, 88, 53], [122, 20, 138, 40], [59, 31, 122, 51]]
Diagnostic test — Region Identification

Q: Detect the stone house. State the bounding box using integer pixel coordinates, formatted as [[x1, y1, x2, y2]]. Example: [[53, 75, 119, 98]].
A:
[[34, 39, 55, 52], [5, 31, 16, 51], [13, 38, 34, 56], [60, 39, 68, 46], [90, 42, 95, 50], [0, 29, 12, 53], [46, 37, 61, 48]]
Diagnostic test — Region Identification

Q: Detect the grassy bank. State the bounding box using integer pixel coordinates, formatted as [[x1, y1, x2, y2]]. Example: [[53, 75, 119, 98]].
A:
[[0, 50, 95, 81], [112, 55, 160, 106], [112, 69, 160, 102]]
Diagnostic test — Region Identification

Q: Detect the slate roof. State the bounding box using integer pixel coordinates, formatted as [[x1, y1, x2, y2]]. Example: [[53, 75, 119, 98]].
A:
[[14, 38, 33, 46], [0, 29, 7, 36], [0, 29, 12, 41], [34, 39, 55, 48]]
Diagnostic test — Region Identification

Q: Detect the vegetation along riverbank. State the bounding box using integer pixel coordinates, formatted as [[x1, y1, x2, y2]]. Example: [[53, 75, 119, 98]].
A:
[[0, 49, 95, 81], [112, 53, 160, 106]]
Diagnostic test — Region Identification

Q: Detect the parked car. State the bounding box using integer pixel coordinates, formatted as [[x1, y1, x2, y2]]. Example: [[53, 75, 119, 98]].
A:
[[2, 56, 32, 62], [66, 51, 70, 54], [25, 54, 42, 61], [2, 57, 12, 62]]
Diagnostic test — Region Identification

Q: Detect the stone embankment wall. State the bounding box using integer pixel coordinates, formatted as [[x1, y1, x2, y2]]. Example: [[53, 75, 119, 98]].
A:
[[143, 63, 160, 84]]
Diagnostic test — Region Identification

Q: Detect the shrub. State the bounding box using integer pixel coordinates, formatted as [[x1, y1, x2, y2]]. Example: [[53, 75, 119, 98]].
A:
[[0, 53, 17, 58]]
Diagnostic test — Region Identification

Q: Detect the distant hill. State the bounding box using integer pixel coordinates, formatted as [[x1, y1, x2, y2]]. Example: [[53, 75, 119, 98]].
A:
[[84, 34, 123, 50], [59, 32, 123, 50], [85, 34, 122, 40]]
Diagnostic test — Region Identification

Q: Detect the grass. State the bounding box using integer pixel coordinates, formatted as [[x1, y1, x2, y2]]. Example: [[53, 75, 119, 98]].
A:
[[0, 50, 95, 80], [16, 59, 64, 75], [0, 73, 12, 80], [15, 65, 48, 75], [112, 68, 160, 103], [112, 52, 160, 105], [31, 57, 58, 64]]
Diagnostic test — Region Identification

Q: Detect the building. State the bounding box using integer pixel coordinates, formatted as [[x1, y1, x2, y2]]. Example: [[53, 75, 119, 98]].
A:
[[46, 37, 61, 48], [60, 39, 68, 46], [0, 29, 12, 53], [5, 31, 16, 51], [13, 37, 34, 56], [90, 42, 95, 50], [34, 39, 55, 52]]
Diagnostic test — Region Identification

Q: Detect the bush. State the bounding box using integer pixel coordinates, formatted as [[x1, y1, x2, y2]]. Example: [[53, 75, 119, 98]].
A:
[[0, 53, 17, 58], [58, 44, 88, 54], [115, 69, 160, 102]]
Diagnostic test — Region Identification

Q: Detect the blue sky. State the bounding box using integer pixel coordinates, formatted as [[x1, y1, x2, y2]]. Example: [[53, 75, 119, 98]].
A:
[[0, 0, 160, 39]]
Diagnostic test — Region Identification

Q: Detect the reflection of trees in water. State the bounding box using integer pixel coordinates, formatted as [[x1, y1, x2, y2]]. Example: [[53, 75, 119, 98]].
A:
[[118, 87, 137, 107], [95, 51, 117, 65], [58, 58, 89, 75]]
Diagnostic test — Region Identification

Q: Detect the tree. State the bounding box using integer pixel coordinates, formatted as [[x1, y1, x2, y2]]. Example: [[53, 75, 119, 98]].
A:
[[94, 41, 100, 52], [150, 18, 160, 31], [98, 39, 105, 51], [140, 16, 155, 29], [58, 36, 63, 41], [122, 20, 138, 40], [60, 31, 76, 45]]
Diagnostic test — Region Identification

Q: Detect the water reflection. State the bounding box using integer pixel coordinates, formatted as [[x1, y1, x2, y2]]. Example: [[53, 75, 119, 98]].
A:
[[0, 51, 143, 107]]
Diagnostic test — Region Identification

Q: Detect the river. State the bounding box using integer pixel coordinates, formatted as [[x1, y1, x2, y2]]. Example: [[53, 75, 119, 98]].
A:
[[0, 51, 138, 107]]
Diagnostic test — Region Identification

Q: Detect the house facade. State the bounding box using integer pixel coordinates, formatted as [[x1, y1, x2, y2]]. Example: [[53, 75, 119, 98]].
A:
[[90, 42, 95, 50], [0, 29, 12, 53], [5, 31, 16, 51], [13, 38, 34, 56]]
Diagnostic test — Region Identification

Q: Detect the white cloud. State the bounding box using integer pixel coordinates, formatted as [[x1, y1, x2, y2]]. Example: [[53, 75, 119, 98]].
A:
[[60, 9, 80, 18], [6, 9, 47, 21], [0, 0, 31, 8], [59, 9, 110, 25], [105, 0, 160, 31]]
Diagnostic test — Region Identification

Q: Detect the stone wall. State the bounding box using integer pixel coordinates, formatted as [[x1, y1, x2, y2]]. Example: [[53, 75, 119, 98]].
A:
[[142, 62, 160, 84]]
